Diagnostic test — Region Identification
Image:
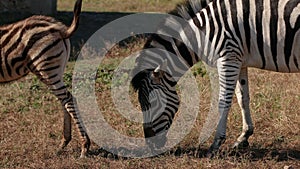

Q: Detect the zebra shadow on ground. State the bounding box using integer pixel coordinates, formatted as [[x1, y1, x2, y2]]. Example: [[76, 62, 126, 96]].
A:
[[88, 146, 300, 162]]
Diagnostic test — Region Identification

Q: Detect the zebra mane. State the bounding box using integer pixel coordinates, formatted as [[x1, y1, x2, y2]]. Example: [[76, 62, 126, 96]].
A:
[[169, 0, 213, 20]]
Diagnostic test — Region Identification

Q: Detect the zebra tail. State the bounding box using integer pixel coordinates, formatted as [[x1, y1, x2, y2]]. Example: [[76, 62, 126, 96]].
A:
[[63, 0, 82, 39]]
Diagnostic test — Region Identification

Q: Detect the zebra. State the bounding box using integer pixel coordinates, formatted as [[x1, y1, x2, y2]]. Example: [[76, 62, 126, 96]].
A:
[[0, 0, 90, 158], [131, 0, 300, 157]]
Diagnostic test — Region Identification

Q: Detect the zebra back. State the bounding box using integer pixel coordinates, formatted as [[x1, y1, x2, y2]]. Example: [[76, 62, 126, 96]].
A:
[[170, 0, 213, 20]]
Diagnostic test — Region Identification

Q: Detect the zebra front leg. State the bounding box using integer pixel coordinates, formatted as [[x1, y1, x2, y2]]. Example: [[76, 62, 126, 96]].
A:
[[207, 56, 242, 157], [233, 68, 253, 149]]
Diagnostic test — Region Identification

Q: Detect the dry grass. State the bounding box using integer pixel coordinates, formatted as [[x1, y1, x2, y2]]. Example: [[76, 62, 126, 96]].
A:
[[0, 0, 299, 168], [0, 38, 299, 168], [58, 0, 183, 13]]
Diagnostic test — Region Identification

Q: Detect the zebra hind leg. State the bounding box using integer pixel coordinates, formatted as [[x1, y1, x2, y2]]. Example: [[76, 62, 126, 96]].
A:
[[56, 109, 72, 155], [233, 68, 254, 149], [51, 80, 90, 158], [33, 71, 90, 157], [27, 35, 90, 157], [60, 91, 91, 158]]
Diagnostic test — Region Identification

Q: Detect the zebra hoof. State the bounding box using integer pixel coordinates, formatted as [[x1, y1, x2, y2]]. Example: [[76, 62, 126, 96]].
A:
[[206, 137, 225, 158], [79, 148, 90, 158], [206, 148, 219, 159], [232, 140, 250, 149], [80, 154, 88, 158], [56, 148, 65, 156], [206, 145, 220, 158], [206, 151, 214, 158], [79, 150, 90, 158], [56, 141, 69, 156]]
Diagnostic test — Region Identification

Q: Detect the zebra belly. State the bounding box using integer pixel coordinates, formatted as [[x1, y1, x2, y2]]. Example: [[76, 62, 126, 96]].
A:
[[246, 53, 300, 73], [245, 31, 300, 73], [0, 58, 30, 83], [0, 71, 30, 83]]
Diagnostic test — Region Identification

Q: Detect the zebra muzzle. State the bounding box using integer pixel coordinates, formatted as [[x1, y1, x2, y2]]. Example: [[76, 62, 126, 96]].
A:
[[144, 127, 167, 150]]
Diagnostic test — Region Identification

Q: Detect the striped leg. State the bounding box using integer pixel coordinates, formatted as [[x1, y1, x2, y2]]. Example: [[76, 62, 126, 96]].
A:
[[233, 68, 253, 149], [59, 89, 90, 158], [207, 56, 242, 157], [41, 77, 90, 158], [29, 58, 90, 157], [59, 108, 72, 152]]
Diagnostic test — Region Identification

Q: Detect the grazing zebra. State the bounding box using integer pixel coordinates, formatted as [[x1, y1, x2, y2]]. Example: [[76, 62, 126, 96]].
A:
[[0, 0, 90, 158], [131, 0, 300, 156]]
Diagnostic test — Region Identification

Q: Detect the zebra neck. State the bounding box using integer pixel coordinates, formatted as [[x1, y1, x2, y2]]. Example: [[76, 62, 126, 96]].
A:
[[169, 9, 215, 74], [139, 2, 217, 83], [192, 5, 219, 67]]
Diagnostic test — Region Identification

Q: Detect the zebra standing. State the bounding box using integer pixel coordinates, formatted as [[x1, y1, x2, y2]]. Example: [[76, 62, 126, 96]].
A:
[[131, 0, 300, 156], [0, 0, 90, 158]]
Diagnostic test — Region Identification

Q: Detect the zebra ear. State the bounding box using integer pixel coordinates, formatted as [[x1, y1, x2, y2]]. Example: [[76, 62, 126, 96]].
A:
[[152, 60, 167, 83], [154, 60, 167, 73]]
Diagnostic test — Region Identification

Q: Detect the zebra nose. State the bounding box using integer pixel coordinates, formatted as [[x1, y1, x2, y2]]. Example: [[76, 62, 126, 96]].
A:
[[144, 127, 155, 138], [143, 124, 168, 149], [145, 131, 167, 150]]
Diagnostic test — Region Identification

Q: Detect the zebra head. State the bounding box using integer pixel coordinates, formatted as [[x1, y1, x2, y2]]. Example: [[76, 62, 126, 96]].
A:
[[131, 60, 180, 149]]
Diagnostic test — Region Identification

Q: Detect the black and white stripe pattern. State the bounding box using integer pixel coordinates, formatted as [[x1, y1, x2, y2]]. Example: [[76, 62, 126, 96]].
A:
[[131, 0, 300, 155], [0, 0, 90, 158]]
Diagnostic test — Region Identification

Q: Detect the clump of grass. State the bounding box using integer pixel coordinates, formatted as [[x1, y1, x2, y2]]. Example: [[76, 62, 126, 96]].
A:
[[1, 44, 299, 169]]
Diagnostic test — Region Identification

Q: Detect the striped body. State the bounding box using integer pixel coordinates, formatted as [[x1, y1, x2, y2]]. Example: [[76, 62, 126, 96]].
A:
[[203, 0, 300, 72], [131, 0, 300, 155], [0, 0, 90, 158], [0, 16, 69, 82]]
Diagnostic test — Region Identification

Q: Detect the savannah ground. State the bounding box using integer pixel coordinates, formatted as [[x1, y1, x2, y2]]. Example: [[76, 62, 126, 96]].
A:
[[0, 0, 299, 168]]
